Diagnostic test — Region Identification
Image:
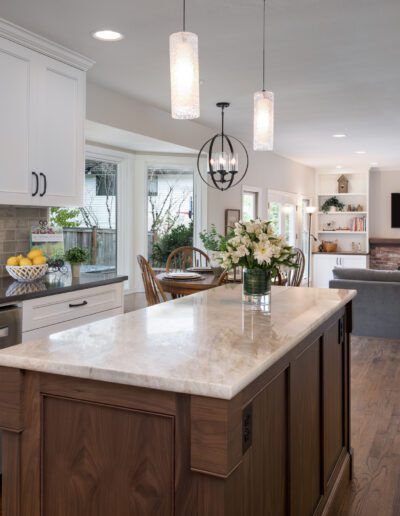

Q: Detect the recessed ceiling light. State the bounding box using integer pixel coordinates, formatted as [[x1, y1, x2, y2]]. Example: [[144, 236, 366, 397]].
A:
[[370, 162, 379, 166], [355, 150, 366, 155], [332, 134, 347, 138], [336, 165, 343, 169], [91, 30, 124, 42]]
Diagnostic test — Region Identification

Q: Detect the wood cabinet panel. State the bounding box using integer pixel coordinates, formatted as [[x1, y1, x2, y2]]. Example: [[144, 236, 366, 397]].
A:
[[42, 396, 174, 516], [323, 319, 344, 484], [243, 370, 288, 516], [291, 338, 322, 516]]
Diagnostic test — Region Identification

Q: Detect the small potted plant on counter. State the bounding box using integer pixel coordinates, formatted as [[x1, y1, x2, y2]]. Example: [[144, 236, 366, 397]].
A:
[[321, 196, 345, 213], [64, 247, 89, 278], [199, 225, 232, 276]]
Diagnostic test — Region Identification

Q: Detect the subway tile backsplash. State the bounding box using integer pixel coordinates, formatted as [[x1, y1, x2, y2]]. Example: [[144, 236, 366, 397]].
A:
[[0, 206, 49, 276]]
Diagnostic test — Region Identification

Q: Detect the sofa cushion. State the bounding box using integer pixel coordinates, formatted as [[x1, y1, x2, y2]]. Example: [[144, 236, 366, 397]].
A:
[[332, 267, 400, 282]]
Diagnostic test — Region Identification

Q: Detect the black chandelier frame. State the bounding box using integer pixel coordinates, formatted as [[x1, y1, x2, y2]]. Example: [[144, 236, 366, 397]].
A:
[[197, 102, 249, 192]]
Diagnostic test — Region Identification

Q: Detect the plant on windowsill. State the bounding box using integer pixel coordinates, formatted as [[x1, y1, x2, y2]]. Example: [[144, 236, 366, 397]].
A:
[[321, 196, 345, 214], [199, 224, 233, 276], [64, 247, 89, 278]]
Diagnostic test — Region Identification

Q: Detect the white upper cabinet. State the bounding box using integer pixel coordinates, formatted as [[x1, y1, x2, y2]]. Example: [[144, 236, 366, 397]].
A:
[[0, 18, 94, 207], [32, 56, 85, 206], [0, 39, 34, 204]]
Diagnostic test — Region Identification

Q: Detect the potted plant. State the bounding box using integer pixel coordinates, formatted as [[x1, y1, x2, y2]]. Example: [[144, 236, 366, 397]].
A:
[[64, 247, 89, 278], [199, 225, 233, 276], [220, 220, 296, 311], [321, 196, 345, 214]]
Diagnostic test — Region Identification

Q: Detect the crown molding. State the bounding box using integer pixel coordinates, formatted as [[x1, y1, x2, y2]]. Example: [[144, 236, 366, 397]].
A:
[[0, 17, 95, 71]]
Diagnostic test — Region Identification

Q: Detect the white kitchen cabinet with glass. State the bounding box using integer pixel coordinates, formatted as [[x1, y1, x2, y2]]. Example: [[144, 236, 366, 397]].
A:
[[0, 18, 94, 207]]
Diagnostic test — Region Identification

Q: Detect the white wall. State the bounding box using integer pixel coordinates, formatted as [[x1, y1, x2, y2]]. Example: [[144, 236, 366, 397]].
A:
[[86, 82, 315, 234], [370, 169, 400, 238]]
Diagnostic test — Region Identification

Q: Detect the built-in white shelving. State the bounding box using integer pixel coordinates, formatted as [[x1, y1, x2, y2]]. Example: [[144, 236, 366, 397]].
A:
[[312, 169, 370, 287]]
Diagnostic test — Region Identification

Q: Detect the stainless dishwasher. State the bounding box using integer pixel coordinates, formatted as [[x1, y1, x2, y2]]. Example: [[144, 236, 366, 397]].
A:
[[0, 305, 22, 349], [0, 304, 22, 475]]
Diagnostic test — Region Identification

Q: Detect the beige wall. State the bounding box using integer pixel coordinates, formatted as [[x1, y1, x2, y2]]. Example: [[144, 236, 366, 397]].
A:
[[370, 169, 400, 238], [86, 82, 315, 234]]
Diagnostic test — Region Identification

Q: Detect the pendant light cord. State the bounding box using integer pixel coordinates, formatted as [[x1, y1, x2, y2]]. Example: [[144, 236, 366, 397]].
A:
[[262, 0, 266, 91], [183, 0, 186, 31]]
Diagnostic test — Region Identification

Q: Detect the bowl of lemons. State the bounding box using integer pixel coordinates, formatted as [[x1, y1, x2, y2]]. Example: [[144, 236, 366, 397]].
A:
[[6, 249, 48, 282]]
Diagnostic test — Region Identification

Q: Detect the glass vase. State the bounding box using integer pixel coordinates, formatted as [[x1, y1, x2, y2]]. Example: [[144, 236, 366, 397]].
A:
[[243, 268, 271, 313]]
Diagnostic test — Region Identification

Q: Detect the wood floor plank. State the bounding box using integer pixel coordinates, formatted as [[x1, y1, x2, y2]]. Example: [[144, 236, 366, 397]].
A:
[[338, 336, 400, 516]]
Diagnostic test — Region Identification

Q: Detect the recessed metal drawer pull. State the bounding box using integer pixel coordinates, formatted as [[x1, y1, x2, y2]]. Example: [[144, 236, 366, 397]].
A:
[[0, 327, 9, 338], [68, 301, 88, 308]]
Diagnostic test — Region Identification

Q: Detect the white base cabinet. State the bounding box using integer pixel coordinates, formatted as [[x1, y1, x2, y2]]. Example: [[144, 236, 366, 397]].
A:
[[21, 283, 124, 342], [312, 254, 369, 288]]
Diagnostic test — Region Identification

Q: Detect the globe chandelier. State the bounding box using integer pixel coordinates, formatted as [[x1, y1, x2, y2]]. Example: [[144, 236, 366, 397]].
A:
[[197, 102, 249, 192]]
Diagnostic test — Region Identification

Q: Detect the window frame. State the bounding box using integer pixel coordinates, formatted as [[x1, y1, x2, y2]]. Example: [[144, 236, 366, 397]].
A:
[[242, 185, 262, 221]]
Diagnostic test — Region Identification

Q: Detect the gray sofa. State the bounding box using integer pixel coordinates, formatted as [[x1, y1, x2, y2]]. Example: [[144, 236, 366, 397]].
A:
[[329, 268, 400, 339]]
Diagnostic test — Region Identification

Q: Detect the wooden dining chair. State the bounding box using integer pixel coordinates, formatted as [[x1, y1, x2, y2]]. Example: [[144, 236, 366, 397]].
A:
[[165, 246, 210, 272], [286, 248, 306, 287], [137, 255, 168, 306]]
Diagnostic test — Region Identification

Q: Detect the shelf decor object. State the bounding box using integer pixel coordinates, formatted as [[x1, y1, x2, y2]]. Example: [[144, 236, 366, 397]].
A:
[[337, 174, 349, 193], [321, 196, 345, 213], [253, 0, 274, 151], [197, 102, 249, 191], [169, 0, 200, 119]]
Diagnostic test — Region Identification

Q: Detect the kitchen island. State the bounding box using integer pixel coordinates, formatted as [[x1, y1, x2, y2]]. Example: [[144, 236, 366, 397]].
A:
[[0, 285, 355, 515]]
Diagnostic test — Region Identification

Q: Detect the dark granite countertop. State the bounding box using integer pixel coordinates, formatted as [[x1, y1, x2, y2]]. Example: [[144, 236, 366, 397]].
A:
[[0, 272, 128, 305]]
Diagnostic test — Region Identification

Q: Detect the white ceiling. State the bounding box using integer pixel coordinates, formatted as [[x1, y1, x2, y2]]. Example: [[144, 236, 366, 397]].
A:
[[2, 0, 400, 169]]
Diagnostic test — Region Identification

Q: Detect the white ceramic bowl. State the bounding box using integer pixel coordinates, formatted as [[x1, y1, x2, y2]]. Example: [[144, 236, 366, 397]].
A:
[[6, 264, 48, 283]]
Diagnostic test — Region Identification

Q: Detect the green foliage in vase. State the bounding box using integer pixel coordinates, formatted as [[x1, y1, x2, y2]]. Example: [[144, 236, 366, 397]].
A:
[[199, 224, 234, 252]]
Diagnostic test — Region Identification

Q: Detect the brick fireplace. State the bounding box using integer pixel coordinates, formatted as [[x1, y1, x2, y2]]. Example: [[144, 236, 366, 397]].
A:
[[369, 238, 400, 270]]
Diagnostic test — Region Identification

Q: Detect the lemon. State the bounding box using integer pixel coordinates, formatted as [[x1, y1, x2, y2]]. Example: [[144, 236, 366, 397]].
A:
[[27, 249, 43, 260], [6, 256, 19, 266], [16, 254, 24, 265], [19, 258, 33, 266], [32, 255, 47, 265]]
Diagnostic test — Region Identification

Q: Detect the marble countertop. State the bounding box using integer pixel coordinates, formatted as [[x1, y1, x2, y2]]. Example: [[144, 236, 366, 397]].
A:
[[0, 285, 356, 399], [0, 272, 127, 304]]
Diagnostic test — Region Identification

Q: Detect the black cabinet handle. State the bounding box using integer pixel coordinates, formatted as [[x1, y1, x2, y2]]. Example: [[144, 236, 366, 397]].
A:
[[39, 173, 47, 197], [32, 172, 39, 196], [69, 301, 88, 308]]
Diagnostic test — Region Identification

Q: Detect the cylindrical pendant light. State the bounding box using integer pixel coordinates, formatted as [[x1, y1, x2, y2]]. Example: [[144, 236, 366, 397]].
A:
[[169, 0, 200, 119], [253, 0, 274, 151]]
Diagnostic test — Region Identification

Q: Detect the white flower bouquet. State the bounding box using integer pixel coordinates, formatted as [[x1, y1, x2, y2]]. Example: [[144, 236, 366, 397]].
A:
[[220, 219, 296, 277]]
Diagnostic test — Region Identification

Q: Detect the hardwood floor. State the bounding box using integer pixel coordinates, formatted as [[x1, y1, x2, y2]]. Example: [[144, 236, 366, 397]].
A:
[[338, 336, 400, 515], [0, 336, 399, 515]]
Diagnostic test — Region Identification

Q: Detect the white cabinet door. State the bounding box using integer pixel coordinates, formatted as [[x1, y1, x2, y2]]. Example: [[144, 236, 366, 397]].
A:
[[341, 255, 368, 269], [0, 39, 37, 204], [33, 56, 85, 206], [313, 254, 339, 288]]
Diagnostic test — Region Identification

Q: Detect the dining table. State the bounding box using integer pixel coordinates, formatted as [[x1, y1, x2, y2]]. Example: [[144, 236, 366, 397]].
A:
[[156, 270, 222, 297]]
